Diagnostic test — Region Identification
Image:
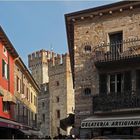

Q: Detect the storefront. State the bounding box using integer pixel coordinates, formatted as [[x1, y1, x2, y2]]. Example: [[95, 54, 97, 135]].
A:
[[81, 115, 140, 139], [0, 117, 42, 139]]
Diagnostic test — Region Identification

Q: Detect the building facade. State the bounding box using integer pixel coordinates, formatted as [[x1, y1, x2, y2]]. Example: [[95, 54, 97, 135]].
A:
[[28, 50, 75, 138], [14, 58, 39, 129], [28, 50, 52, 137], [0, 26, 40, 139], [65, 1, 140, 138], [38, 83, 50, 137], [48, 53, 74, 137]]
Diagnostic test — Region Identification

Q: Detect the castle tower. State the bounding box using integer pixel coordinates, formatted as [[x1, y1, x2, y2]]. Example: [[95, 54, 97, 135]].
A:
[[28, 50, 53, 86], [48, 53, 75, 137]]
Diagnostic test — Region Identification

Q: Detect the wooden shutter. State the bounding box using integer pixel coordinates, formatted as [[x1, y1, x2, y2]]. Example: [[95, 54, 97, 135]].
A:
[[99, 74, 107, 96], [136, 70, 140, 91], [124, 71, 132, 91], [2, 59, 5, 77]]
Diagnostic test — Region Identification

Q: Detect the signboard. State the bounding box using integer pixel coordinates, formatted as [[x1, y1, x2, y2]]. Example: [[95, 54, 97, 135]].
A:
[[81, 119, 140, 128]]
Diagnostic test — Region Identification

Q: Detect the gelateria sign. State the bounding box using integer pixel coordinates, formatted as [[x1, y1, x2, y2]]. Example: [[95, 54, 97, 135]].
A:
[[81, 119, 140, 128]]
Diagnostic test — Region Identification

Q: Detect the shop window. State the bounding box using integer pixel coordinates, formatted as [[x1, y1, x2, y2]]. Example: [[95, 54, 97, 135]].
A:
[[85, 45, 91, 52], [84, 88, 91, 96], [3, 101, 10, 112], [2, 59, 9, 79]]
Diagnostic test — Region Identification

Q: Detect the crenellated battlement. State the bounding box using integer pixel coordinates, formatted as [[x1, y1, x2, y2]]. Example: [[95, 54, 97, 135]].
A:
[[28, 49, 52, 61], [28, 50, 61, 68], [48, 53, 69, 67]]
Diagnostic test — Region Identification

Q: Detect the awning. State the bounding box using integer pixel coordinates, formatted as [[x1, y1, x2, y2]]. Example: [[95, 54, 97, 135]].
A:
[[81, 115, 140, 128], [0, 117, 22, 129], [19, 129, 32, 136], [29, 129, 43, 136], [3, 92, 16, 104]]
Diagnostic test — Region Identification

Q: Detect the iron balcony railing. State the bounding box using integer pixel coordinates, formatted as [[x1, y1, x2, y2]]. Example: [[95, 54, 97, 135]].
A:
[[94, 38, 140, 63], [93, 90, 140, 113]]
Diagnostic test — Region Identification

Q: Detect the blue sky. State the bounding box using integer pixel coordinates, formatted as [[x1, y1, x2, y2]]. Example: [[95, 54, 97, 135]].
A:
[[0, 1, 118, 65]]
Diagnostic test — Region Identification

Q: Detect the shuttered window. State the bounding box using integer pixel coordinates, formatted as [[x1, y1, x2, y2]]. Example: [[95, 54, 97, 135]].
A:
[[2, 59, 9, 79], [99, 74, 107, 96], [136, 70, 140, 91], [124, 71, 132, 91]]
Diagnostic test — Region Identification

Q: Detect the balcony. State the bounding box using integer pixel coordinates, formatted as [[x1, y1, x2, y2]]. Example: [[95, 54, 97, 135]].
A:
[[93, 90, 140, 114], [94, 38, 140, 68]]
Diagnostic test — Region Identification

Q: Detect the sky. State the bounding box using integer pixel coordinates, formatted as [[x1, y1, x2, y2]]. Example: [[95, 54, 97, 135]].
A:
[[0, 0, 118, 65]]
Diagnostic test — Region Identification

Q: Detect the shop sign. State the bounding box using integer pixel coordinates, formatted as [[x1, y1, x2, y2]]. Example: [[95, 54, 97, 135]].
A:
[[81, 119, 140, 128]]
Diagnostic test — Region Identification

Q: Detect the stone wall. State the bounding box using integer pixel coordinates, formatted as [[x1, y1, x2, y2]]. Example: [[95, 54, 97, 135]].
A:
[[73, 7, 140, 129], [48, 54, 74, 137]]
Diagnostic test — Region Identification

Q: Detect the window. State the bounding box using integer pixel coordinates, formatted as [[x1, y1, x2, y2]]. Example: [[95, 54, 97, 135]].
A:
[[84, 88, 91, 96], [34, 96, 37, 106], [2, 59, 9, 79], [31, 92, 33, 103], [57, 127, 60, 135], [42, 114, 45, 122], [42, 102, 45, 108], [56, 81, 59, 86], [56, 96, 59, 102], [56, 110, 60, 118], [3, 102, 10, 112], [85, 45, 91, 52], [23, 83, 25, 94], [3, 45, 7, 57], [108, 74, 123, 93], [99, 72, 132, 95], [44, 86, 47, 91], [109, 32, 123, 58], [16, 76, 20, 92], [26, 88, 29, 100]]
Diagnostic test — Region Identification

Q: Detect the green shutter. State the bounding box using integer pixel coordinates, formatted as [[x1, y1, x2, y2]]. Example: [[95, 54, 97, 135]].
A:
[[2, 59, 5, 77]]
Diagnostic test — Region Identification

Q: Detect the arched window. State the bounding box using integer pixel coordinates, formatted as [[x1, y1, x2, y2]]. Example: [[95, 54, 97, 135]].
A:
[[84, 88, 91, 96], [85, 45, 91, 52]]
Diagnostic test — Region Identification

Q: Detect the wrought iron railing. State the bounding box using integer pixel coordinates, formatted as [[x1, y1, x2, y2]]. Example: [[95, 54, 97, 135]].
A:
[[93, 90, 140, 113], [94, 38, 140, 62]]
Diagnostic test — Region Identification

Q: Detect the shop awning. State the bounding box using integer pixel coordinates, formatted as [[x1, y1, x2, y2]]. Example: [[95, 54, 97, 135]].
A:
[[29, 129, 43, 136], [81, 115, 140, 128], [19, 129, 32, 136], [0, 117, 22, 129]]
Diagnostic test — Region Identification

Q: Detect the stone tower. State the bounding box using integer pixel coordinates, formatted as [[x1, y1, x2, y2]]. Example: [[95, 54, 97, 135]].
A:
[[28, 50, 52, 86], [28, 50, 74, 138], [48, 53, 74, 137]]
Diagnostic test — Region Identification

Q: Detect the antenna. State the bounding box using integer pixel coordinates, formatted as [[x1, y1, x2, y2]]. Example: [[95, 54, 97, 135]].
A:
[[50, 44, 53, 52]]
